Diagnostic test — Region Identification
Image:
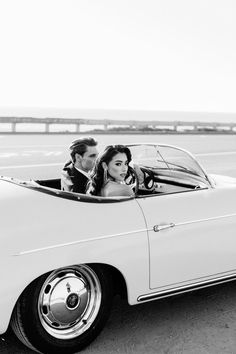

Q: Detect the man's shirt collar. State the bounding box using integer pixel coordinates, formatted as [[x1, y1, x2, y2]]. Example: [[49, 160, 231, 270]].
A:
[[74, 166, 90, 179]]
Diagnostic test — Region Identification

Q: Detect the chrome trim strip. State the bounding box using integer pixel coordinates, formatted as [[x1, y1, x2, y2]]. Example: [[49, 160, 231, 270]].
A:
[[14, 227, 153, 256], [15, 212, 236, 256], [153, 213, 236, 233], [173, 213, 236, 228], [138, 272, 236, 302]]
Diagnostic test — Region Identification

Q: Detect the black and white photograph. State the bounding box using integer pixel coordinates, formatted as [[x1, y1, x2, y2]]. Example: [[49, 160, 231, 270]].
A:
[[0, 1, 236, 353]]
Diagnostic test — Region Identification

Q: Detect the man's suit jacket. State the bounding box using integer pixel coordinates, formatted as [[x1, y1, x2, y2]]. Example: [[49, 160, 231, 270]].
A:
[[61, 162, 89, 194]]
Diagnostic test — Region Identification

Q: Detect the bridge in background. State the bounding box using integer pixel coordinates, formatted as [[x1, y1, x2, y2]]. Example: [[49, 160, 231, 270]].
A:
[[0, 117, 235, 133]]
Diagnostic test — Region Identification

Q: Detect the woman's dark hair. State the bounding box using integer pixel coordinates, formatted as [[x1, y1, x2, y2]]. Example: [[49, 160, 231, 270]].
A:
[[86, 145, 132, 196]]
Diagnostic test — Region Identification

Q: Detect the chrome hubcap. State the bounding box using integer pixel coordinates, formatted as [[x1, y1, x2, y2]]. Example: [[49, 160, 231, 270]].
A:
[[38, 265, 102, 339]]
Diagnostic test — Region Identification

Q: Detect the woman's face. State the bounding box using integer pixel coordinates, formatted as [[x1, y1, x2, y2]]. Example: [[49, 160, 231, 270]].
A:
[[106, 152, 129, 182]]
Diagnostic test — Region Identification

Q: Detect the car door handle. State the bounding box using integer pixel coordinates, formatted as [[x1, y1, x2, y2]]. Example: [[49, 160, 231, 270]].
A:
[[153, 223, 175, 232]]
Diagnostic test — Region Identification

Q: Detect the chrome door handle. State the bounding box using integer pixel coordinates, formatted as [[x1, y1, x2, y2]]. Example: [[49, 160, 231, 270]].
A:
[[153, 223, 175, 232]]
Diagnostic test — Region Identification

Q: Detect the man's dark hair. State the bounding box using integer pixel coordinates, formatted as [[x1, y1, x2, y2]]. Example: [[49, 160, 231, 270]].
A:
[[69, 137, 97, 162]]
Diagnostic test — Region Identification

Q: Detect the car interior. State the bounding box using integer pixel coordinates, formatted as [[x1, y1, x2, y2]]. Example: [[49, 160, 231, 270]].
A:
[[33, 144, 211, 200], [35, 164, 208, 200]]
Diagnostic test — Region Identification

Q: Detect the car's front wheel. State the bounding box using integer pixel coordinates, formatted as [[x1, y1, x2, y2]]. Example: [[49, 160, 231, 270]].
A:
[[11, 264, 113, 354]]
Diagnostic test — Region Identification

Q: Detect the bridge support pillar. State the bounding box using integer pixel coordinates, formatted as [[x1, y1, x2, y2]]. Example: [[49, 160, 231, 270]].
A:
[[173, 124, 178, 131], [104, 123, 108, 130], [129, 125, 136, 130], [212, 124, 218, 130], [11, 122, 16, 133], [45, 123, 50, 133], [76, 124, 80, 132]]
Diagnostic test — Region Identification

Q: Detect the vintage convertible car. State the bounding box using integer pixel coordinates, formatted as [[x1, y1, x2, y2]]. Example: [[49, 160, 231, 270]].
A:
[[1, 143, 236, 353]]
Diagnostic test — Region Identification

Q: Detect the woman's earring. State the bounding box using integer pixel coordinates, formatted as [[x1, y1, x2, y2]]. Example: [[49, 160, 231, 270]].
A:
[[103, 167, 108, 185]]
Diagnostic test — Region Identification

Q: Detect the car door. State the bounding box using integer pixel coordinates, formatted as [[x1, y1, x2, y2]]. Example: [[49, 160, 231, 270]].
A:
[[136, 186, 236, 291]]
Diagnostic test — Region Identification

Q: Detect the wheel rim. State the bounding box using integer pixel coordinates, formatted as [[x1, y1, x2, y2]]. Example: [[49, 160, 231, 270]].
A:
[[38, 265, 102, 339]]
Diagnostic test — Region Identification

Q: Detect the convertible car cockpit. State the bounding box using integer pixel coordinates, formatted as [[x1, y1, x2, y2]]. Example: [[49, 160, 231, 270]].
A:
[[31, 143, 213, 202]]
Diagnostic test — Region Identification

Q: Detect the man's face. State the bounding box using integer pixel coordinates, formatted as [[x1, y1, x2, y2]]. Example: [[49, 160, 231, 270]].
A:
[[76, 145, 98, 172]]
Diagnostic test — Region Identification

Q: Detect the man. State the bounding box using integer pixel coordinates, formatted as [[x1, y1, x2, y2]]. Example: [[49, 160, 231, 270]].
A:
[[61, 137, 98, 193]]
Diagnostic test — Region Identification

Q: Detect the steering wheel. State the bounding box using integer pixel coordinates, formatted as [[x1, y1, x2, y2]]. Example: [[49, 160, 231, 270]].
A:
[[131, 166, 155, 193], [141, 168, 155, 190], [125, 166, 139, 195]]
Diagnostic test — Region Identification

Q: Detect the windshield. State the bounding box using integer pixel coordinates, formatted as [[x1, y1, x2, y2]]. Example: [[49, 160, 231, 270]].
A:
[[128, 144, 208, 180]]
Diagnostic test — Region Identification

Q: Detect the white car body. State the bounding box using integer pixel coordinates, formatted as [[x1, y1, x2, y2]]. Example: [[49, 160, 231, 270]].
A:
[[1, 143, 236, 353]]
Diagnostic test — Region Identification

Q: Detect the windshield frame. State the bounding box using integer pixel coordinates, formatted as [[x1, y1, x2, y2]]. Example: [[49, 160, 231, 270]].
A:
[[127, 143, 214, 188]]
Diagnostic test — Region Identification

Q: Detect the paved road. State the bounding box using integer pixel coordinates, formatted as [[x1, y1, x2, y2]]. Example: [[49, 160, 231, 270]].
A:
[[1, 284, 236, 354], [0, 133, 236, 179]]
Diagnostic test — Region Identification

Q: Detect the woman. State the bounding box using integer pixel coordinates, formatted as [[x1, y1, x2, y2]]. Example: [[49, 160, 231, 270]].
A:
[[86, 145, 134, 197]]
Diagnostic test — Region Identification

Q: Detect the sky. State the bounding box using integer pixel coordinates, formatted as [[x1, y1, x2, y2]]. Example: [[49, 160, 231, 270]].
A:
[[0, 0, 236, 121]]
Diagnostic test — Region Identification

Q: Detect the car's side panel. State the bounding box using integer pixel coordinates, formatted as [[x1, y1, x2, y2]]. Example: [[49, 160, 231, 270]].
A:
[[137, 186, 236, 291], [0, 181, 149, 333]]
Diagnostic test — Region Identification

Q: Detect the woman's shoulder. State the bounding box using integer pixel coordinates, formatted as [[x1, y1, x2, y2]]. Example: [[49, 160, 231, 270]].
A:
[[101, 181, 134, 197]]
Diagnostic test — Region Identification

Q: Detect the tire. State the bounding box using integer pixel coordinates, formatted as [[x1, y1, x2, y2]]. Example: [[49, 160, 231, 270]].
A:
[[11, 264, 113, 354]]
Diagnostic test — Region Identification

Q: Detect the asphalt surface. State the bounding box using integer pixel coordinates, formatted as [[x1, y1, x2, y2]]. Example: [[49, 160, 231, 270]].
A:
[[2, 285, 236, 354], [1, 133, 236, 354]]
